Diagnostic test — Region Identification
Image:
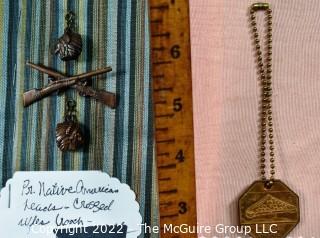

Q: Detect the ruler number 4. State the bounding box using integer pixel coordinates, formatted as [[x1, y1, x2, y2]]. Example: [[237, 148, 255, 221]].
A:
[[175, 149, 185, 162]]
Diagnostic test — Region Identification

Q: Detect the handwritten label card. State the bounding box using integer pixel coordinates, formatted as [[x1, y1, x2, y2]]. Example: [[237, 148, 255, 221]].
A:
[[0, 171, 142, 237]]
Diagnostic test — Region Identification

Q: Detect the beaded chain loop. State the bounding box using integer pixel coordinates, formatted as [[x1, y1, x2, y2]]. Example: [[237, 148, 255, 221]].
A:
[[249, 3, 275, 183]]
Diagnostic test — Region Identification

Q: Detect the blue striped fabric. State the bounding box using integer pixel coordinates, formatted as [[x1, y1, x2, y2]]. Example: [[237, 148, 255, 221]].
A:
[[0, 0, 159, 237]]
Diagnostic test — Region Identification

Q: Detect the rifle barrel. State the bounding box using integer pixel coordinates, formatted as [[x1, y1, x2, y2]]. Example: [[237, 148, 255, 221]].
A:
[[26, 61, 112, 83], [26, 62, 65, 79]]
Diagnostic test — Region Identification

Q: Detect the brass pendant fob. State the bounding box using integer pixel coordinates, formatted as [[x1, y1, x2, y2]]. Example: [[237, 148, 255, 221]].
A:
[[238, 3, 300, 238]]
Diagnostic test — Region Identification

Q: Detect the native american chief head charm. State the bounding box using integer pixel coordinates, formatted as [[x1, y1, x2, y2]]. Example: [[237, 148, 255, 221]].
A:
[[55, 11, 82, 61], [56, 122, 84, 151], [56, 100, 85, 151]]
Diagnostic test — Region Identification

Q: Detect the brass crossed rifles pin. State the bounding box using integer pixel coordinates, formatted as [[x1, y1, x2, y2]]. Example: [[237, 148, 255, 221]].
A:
[[23, 61, 116, 151], [23, 61, 116, 108]]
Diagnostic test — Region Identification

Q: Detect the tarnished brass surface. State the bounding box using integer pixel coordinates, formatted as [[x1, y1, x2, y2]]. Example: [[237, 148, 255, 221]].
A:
[[55, 29, 82, 61], [251, 2, 270, 11], [55, 11, 82, 61], [25, 62, 116, 108], [23, 64, 112, 107], [56, 121, 85, 151], [239, 180, 299, 238]]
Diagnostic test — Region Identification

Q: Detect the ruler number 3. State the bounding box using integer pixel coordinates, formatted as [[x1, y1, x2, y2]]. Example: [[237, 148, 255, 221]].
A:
[[179, 201, 188, 214]]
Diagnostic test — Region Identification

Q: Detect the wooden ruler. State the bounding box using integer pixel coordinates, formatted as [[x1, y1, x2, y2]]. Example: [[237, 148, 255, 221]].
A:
[[149, 0, 197, 237]]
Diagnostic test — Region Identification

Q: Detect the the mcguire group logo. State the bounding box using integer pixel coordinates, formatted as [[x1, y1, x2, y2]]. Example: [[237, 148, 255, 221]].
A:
[[140, 223, 315, 238], [140, 223, 276, 235]]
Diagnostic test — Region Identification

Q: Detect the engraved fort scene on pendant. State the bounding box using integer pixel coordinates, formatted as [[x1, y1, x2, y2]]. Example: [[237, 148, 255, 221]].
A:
[[239, 180, 300, 238]]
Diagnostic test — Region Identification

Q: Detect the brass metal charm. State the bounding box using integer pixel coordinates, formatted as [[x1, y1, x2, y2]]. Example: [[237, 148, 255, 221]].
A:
[[56, 100, 84, 151], [239, 180, 300, 238], [239, 4, 300, 237], [23, 62, 115, 108], [55, 11, 82, 61]]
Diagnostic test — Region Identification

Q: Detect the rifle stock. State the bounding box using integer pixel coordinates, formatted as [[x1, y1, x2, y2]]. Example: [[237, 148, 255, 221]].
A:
[[74, 85, 117, 108], [23, 79, 78, 107], [23, 89, 42, 107], [94, 90, 117, 109]]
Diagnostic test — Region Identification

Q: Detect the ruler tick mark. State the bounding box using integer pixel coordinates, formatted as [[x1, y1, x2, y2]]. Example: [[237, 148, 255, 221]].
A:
[[157, 152, 170, 157], [158, 163, 176, 169], [152, 46, 165, 51], [154, 87, 173, 92], [160, 213, 179, 219], [153, 60, 172, 65], [153, 74, 165, 80], [155, 100, 167, 105], [156, 127, 169, 132], [151, 19, 163, 24], [156, 138, 175, 144], [159, 189, 178, 194], [160, 201, 173, 206], [150, 4, 169, 10], [152, 32, 171, 38], [159, 177, 171, 181], [155, 113, 174, 118]]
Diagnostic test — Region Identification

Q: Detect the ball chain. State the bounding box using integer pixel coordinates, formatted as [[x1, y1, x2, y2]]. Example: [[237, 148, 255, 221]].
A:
[[249, 4, 275, 184]]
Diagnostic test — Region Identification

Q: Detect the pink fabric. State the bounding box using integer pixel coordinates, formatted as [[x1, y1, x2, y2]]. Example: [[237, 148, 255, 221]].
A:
[[190, 0, 320, 237]]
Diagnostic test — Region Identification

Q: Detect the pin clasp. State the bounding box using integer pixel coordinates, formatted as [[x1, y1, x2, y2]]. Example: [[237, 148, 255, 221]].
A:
[[251, 2, 270, 11]]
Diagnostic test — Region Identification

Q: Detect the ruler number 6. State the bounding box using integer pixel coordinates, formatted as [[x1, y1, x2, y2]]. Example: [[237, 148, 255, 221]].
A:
[[171, 45, 181, 59], [173, 98, 183, 112], [179, 201, 188, 214]]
